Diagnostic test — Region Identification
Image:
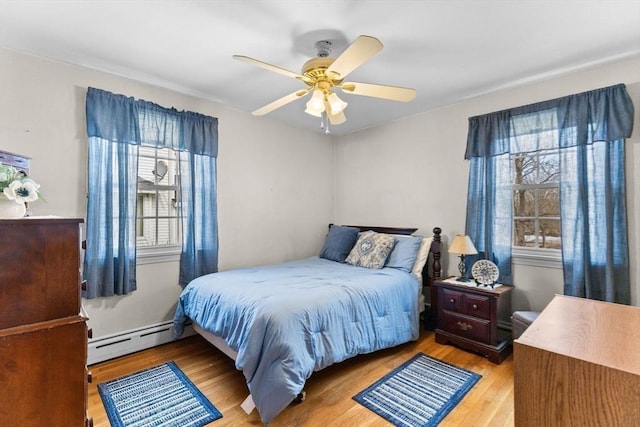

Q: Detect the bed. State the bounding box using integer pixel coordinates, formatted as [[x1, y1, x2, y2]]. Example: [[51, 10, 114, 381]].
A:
[[173, 225, 442, 424]]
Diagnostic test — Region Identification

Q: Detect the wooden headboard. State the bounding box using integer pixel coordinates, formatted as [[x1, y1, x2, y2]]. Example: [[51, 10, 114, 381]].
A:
[[332, 224, 442, 287]]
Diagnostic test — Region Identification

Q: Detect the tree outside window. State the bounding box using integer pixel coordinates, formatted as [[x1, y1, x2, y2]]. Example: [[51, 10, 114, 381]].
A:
[[512, 150, 561, 249]]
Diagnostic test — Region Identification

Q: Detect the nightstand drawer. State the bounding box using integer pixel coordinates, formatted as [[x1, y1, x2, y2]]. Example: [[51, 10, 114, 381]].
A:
[[441, 287, 491, 319], [464, 293, 491, 319], [442, 311, 491, 344], [441, 288, 465, 312]]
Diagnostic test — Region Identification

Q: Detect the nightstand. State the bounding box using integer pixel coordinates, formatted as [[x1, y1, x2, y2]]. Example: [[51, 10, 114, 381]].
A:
[[433, 278, 513, 364]]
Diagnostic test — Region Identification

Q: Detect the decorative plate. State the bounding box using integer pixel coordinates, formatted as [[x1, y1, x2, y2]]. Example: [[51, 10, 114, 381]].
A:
[[472, 260, 499, 285]]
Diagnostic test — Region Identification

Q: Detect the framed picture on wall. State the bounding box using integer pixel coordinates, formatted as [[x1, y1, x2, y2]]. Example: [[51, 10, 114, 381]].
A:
[[0, 150, 30, 174]]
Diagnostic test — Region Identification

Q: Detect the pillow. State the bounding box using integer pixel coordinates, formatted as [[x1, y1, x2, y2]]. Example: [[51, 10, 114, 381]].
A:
[[412, 236, 433, 278], [345, 230, 396, 269], [319, 225, 360, 263], [385, 235, 423, 272]]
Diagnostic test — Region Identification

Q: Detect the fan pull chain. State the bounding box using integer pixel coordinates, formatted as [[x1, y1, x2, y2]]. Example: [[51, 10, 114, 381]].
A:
[[321, 112, 330, 134]]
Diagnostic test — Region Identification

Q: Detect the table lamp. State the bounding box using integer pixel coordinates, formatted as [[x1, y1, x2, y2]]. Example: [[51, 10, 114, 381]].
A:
[[448, 235, 478, 281]]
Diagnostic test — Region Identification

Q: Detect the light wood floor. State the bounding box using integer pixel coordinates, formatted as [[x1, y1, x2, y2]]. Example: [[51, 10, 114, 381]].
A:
[[87, 331, 514, 426]]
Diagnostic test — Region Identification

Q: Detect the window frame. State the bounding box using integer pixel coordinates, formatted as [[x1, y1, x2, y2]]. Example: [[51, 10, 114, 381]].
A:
[[137, 244, 181, 265], [136, 145, 182, 264], [512, 246, 562, 268], [510, 149, 562, 268]]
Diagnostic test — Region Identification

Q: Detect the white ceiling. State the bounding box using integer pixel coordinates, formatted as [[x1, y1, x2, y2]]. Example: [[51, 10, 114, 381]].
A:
[[1, 0, 639, 135]]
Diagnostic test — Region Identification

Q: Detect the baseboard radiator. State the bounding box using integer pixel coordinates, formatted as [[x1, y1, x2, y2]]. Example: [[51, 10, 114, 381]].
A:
[[498, 320, 512, 332], [87, 321, 195, 365], [87, 318, 513, 366]]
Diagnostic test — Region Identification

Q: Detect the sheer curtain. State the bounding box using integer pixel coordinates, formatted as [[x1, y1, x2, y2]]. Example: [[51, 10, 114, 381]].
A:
[[465, 84, 634, 303], [84, 87, 218, 298]]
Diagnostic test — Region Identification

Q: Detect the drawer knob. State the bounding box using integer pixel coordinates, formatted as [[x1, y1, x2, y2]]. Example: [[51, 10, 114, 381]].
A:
[[449, 298, 455, 304], [472, 304, 478, 310], [457, 321, 473, 331]]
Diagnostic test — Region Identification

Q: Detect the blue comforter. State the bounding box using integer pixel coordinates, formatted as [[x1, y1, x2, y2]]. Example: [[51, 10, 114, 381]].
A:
[[173, 256, 420, 424]]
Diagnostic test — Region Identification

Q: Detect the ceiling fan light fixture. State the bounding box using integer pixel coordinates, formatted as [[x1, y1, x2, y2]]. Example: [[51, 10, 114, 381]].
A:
[[305, 89, 325, 116], [304, 106, 323, 117], [235, 35, 416, 129], [327, 92, 348, 115]]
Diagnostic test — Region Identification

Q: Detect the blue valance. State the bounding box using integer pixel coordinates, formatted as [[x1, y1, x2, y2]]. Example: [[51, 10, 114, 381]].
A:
[[86, 87, 218, 157], [465, 84, 634, 159]]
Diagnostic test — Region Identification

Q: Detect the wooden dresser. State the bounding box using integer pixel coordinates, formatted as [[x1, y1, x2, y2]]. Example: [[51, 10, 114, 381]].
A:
[[514, 295, 640, 426], [0, 218, 92, 426]]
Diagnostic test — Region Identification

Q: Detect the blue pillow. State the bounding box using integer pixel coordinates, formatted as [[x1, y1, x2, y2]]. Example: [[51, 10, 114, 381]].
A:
[[385, 235, 423, 272], [319, 225, 360, 263]]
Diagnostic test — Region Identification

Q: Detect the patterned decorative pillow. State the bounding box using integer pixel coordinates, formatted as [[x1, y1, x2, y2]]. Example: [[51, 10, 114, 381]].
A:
[[345, 231, 397, 269]]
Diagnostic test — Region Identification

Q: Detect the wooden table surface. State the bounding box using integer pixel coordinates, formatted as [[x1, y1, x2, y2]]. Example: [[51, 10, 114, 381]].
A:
[[514, 294, 640, 426], [516, 294, 640, 375]]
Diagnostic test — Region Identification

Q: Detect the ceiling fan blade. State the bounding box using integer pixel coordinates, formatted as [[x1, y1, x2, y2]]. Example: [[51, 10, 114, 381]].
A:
[[252, 89, 309, 116], [340, 82, 416, 102], [233, 55, 304, 80], [328, 110, 346, 125], [326, 35, 383, 80]]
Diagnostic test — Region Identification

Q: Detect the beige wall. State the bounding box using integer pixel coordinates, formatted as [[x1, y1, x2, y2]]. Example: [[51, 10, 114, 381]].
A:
[[334, 56, 640, 310], [1, 47, 638, 341], [0, 48, 335, 337]]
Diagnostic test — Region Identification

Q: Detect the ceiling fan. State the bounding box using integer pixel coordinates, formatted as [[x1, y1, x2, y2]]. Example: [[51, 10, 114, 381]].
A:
[[233, 35, 416, 128]]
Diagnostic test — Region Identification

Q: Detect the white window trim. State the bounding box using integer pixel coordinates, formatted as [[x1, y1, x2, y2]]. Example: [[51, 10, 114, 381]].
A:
[[512, 246, 562, 269], [137, 244, 181, 265]]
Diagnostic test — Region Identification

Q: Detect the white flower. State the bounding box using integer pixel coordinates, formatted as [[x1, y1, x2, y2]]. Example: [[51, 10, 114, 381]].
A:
[[1, 164, 42, 204], [3, 179, 40, 204]]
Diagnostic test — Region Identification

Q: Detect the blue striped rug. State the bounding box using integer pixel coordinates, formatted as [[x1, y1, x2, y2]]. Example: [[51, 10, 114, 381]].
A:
[[98, 361, 222, 427], [353, 353, 481, 426]]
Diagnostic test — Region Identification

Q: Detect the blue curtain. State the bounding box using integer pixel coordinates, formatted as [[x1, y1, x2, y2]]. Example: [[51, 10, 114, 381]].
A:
[[84, 87, 218, 298], [464, 84, 634, 303], [178, 151, 218, 285], [465, 153, 513, 283]]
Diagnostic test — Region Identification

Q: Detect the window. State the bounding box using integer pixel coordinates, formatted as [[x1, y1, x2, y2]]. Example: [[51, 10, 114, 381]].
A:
[[136, 146, 181, 248], [84, 87, 219, 298], [464, 84, 633, 301], [507, 114, 563, 268], [512, 150, 560, 250]]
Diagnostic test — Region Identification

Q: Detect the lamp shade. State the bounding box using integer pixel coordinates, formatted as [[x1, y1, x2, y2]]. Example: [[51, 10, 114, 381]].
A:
[[448, 235, 478, 255], [327, 92, 348, 115], [305, 89, 325, 116], [304, 106, 323, 117]]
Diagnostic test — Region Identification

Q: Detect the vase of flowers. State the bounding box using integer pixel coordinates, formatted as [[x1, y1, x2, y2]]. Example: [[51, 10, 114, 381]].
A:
[[0, 163, 42, 218]]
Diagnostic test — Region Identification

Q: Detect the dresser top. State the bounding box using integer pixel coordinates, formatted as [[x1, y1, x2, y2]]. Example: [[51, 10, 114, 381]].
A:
[[434, 277, 513, 296], [516, 294, 640, 375], [0, 217, 83, 224]]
